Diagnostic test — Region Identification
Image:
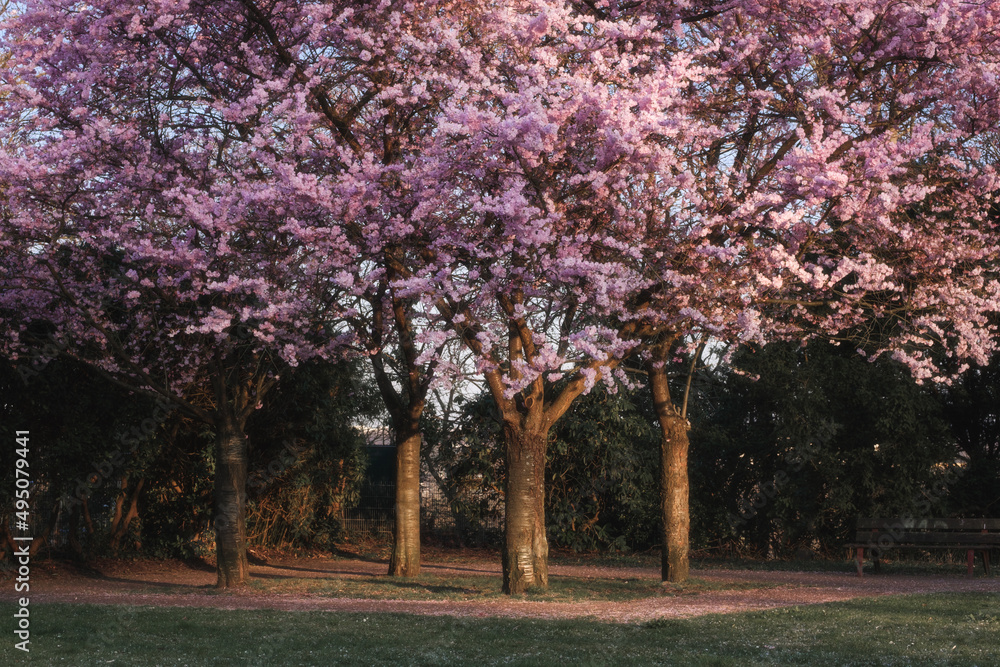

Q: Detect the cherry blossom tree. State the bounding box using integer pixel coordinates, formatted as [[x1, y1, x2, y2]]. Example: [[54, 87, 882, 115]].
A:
[[351, 269, 453, 577], [0, 1, 364, 587], [322, 3, 472, 577], [403, 0, 1000, 590], [619, 0, 1000, 581], [0, 0, 481, 584]]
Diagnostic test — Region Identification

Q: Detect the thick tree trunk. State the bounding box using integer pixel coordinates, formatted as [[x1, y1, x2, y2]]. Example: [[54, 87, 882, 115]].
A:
[[388, 424, 422, 577], [649, 361, 691, 583], [214, 409, 249, 588], [502, 424, 549, 594], [659, 412, 691, 582]]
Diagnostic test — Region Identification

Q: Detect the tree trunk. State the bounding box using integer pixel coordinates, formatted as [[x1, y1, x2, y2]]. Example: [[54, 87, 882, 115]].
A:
[[110, 478, 127, 538], [369, 262, 429, 577], [82, 495, 95, 540], [214, 408, 249, 588], [110, 478, 144, 552], [388, 423, 422, 577], [502, 423, 549, 594], [649, 360, 691, 583]]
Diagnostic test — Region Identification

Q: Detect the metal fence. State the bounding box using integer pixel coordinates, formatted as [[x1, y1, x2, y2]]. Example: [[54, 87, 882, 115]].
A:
[[4, 488, 114, 553], [339, 480, 396, 537], [336, 478, 504, 545]]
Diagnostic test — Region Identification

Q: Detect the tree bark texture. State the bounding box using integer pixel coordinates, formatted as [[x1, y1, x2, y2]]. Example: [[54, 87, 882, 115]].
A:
[[214, 409, 249, 588], [502, 423, 549, 594], [389, 424, 422, 577], [649, 361, 692, 583]]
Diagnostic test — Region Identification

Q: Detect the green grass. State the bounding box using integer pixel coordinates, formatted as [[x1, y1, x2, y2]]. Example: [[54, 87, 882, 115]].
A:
[[2, 594, 997, 666], [243, 571, 770, 602], [433, 546, 1000, 578]]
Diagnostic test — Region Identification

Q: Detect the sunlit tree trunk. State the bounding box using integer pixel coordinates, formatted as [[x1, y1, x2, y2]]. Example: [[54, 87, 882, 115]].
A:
[[214, 404, 249, 588], [450, 292, 637, 595], [649, 349, 692, 583], [502, 422, 549, 594], [389, 416, 422, 576], [371, 257, 433, 578]]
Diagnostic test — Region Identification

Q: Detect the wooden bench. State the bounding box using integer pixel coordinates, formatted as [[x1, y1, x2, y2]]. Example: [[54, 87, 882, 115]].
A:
[[849, 518, 1000, 577]]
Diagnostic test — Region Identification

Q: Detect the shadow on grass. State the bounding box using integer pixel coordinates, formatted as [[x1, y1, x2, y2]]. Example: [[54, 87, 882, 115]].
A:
[[421, 563, 497, 575], [329, 546, 387, 564], [96, 576, 206, 590], [248, 569, 366, 580], [181, 557, 217, 573], [379, 579, 483, 596]]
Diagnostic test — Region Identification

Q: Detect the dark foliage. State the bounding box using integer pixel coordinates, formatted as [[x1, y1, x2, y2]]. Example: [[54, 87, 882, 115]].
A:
[[243, 359, 380, 550], [1, 352, 377, 559], [688, 341, 960, 557], [939, 357, 1000, 516]]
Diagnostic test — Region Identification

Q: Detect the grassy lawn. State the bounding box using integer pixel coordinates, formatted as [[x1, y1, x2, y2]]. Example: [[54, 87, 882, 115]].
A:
[[244, 571, 772, 603], [412, 545, 1000, 579], [2, 593, 997, 666]]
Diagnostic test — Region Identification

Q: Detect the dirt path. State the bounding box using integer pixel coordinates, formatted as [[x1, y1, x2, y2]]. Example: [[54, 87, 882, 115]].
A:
[[4, 556, 998, 624]]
